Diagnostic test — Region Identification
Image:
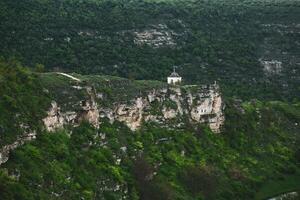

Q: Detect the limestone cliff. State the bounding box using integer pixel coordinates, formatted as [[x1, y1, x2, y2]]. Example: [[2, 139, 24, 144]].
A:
[[43, 86, 100, 131], [42, 81, 224, 133], [0, 128, 36, 165], [1, 73, 225, 166]]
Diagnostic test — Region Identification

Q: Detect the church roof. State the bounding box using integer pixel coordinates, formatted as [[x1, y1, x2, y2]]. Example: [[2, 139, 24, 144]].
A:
[[169, 71, 181, 78]]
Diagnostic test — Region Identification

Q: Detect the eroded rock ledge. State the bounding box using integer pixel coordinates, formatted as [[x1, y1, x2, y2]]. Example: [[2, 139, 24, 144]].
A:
[[0, 130, 36, 165], [43, 84, 225, 133], [1, 82, 225, 166]]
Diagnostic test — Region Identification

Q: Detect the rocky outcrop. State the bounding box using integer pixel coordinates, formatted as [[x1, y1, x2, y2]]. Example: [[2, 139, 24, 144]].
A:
[[43, 101, 66, 131], [112, 84, 224, 132], [189, 86, 225, 132], [43, 83, 225, 133], [1, 82, 224, 166], [162, 107, 178, 119], [113, 97, 146, 130], [133, 24, 176, 48], [260, 59, 283, 76], [43, 85, 100, 131], [43, 99, 99, 132], [0, 131, 36, 165], [268, 191, 299, 200]]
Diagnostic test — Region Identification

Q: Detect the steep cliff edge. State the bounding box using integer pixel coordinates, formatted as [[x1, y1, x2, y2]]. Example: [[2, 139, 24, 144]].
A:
[[41, 73, 225, 133], [0, 132, 36, 165], [1, 70, 299, 200], [0, 72, 225, 165]]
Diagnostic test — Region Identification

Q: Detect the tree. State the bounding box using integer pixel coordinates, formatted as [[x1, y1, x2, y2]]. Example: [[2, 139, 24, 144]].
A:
[[180, 165, 218, 199]]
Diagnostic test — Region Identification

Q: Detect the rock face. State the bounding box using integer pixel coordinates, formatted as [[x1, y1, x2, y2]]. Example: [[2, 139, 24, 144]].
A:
[[1, 82, 225, 166], [260, 60, 282, 76], [43, 83, 225, 133], [133, 24, 181, 48], [268, 191, 299, 200], [43, 96, 100, 132], [189, 86, 224, 132], [0, 131, 36, 165], [113, 97, 146, 130]]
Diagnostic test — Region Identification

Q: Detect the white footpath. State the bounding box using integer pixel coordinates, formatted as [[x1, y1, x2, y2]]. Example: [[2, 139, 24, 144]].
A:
[[57, 72, 81, 82]]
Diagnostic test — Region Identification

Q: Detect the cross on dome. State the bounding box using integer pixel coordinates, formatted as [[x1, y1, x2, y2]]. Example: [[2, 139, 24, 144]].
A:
[[167, 66, 182, 85], [169, 66, 180, 77]]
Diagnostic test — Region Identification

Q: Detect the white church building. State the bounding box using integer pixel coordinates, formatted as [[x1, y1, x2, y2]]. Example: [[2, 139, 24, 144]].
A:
[[167, 67, 182, 85]]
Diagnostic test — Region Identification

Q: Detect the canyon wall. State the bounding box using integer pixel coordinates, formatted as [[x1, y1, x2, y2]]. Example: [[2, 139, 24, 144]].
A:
[[43, 84, 225, 133]]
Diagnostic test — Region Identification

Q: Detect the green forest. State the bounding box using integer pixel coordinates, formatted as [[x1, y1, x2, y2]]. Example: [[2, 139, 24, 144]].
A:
[[0, 0, 299, 100], [0, 59, 300, 199], [0, 0, 300, 199]]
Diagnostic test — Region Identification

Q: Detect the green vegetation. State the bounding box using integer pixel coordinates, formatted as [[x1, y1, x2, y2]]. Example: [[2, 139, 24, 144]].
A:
[[0, 0, 299, 199], [0, 0, 299, 100], [38, 71, 167, 109], [255, 173, 300, 200], [0, 65, 299, 199], [163, 99, 178, 110], [0, 59, 50, 146], [79, 74, 166, 105]]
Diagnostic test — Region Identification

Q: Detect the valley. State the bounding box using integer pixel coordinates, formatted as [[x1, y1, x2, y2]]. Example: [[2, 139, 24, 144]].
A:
[[0, 0, 299, 199]]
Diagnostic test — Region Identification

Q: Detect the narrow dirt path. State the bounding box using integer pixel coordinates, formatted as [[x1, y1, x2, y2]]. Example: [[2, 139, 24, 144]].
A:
[[57, 72, 81, 82]]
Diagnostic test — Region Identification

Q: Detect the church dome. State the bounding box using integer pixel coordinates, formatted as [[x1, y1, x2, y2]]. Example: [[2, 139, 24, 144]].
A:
[[169, 71, 180, 77]]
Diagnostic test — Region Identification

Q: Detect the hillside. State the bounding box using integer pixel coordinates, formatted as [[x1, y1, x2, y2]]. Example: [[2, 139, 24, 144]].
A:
[[0, 60, 225, 164], [0, 61, 300, 199], [0, 0, 300, 199], [0, 0, 299, 100]]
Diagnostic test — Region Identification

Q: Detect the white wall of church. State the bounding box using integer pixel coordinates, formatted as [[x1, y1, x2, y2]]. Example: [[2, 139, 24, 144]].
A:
[[167, 77, 182, 85]]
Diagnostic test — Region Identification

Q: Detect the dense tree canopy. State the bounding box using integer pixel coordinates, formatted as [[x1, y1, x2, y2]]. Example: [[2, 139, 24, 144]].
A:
[[0, 0, 299, 100], [0, 0, 300, 199]]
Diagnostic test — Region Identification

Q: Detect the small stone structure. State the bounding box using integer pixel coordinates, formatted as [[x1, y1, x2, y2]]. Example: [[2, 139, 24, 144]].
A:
[[167, 67, 182, 85]]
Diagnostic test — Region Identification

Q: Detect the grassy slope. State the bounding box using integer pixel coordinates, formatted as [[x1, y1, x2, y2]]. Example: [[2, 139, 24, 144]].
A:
[[38, 72, 167, 109]]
